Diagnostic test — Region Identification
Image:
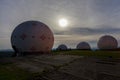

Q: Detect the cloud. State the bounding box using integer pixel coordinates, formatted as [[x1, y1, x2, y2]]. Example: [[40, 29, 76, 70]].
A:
[[1, 0, 120, 49], [54, 26, 120, 36]]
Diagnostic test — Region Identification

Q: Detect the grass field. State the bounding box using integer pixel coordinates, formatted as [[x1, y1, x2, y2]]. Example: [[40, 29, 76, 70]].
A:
[[0, 63, 32, 80], [53, 50, 120, 58], [0, 50, 120, 80], [0, 49, 120, 58]]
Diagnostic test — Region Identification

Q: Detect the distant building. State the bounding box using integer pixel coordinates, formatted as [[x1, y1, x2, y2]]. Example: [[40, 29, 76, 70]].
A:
[[97, 35, 118, 50], [76, 42, 91, 50], [57, 44, 68, 50], [11, 20, 54, 55]]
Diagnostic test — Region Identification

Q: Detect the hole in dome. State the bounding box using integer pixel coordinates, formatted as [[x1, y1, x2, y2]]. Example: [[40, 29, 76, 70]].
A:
[[32, 36, 35, 38], [32, 22, 37, 26]]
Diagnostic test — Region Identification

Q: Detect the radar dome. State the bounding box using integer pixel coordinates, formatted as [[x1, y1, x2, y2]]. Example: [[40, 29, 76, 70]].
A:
[[57, 44, 67, 50], [76, 42, 91, 50], [97, 35, 118, 50], [11, 21, 54, 55]]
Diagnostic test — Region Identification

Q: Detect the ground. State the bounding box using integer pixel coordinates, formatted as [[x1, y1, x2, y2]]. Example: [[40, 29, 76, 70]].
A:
[[0, 52, 120, 80]]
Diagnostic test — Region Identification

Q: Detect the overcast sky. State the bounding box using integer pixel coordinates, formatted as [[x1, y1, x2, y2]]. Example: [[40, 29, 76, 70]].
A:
[[0, 0, 120, 50]]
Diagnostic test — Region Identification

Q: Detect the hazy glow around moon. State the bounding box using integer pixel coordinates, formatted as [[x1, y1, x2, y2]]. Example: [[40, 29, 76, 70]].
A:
[[58, 18, 68, 27]]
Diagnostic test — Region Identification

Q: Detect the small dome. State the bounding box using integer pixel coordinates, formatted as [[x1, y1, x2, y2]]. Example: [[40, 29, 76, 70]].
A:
[[76, 42, 91, 50], [57, 44, 67, 50]]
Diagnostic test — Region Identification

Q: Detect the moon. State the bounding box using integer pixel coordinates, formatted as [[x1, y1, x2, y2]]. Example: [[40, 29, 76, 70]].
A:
[[58, 18, 68, 27]]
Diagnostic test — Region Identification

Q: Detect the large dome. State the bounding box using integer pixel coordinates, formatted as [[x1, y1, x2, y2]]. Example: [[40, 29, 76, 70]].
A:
[[11, 21, 54, 54], [76, 42, 91, 50], [57, 44, 67, 50], [97, 35, 118, 50]]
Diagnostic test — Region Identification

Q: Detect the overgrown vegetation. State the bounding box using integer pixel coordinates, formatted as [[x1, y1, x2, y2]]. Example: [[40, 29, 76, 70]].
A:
[[0, 63, 32, 80], [52, 50, 120, 58]]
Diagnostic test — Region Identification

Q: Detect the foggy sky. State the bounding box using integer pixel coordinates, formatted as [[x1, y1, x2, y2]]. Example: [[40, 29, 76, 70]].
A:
[[0, 0, 120, 50]]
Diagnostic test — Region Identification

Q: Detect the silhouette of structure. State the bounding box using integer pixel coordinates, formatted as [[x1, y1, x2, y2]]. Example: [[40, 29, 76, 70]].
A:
[[11, 20, 54, 56], [97, 35, 118, 50], [76, 42, 91, 50], [57, 44, 68, 50]]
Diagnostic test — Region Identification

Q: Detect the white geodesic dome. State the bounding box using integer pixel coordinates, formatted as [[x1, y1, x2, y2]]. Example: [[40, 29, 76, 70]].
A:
[[76, 42, 91, 50], [97, 35, 118, 50], [57, 44, 67, 50], [11, 21, 54, 54]]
